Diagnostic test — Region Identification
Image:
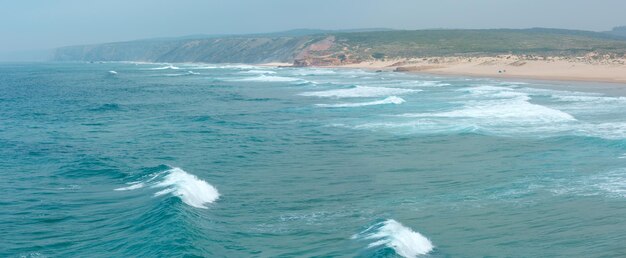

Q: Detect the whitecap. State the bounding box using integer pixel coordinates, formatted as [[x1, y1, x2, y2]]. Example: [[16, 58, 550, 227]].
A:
[[459, 85, 529, 100], [414, 80, 450, 87], [399, 97, 575, 124], [576, 122, 626, 140], [340, 92, 578, 137], [188, 65, 219, 69], [218, 64, 260, 70], [352, 219, 434, 258], [300, 86, 419, 98], [150, 65, 180, 70], [108, 70, 117, 75], [115, 167, 219, 209], [317, 96, 405, 108], [161, 71, 199, 77], [292, 69, 337, 76], [234, 75, 301, 82], [240, 70, 277, 75], [551, 94, 626, 104]]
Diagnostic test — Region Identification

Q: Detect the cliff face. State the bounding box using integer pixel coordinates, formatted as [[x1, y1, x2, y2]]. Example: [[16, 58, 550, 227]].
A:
[[53, 28, 626, 65], [53, 36, 323, 63]]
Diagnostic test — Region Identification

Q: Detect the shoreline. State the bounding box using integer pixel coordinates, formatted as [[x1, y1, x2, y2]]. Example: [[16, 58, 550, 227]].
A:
[[263, 56, 626, 84]]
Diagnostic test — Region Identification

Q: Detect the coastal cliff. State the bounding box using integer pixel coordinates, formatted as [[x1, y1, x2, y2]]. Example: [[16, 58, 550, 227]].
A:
[[54, 36, 321, 64], [53, 28, 626, 66]]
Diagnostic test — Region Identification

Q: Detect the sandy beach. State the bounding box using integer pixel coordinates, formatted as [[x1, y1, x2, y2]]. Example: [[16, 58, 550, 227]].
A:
[[260, 55, 626, 85], [319, 55, 626, 84]]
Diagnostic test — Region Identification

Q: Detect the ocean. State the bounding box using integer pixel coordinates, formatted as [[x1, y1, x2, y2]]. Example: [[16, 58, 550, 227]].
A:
[[1, 62, 625, 257]]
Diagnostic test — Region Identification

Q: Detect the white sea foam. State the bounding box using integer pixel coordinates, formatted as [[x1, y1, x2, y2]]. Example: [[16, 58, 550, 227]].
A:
[[212, 64, 260, 70], [115, 167, 219, 209], [234, 75, 301, 82], [399, 97, 575, 124], [189, 65, 219, 69], [352, 219, 434, 257], [152, 168, 219, 208], [114, 183, 144, 191], [365, 80, 450, 88], [459, 85, 529, 100], [549, 169, 626, 198], [240, 70, 277, 75], [414, 80, 450, 87], [347, 120, 480, 133], [108, 70, 117, 75], [317, 96, 406, 108], [300, 86, 419, 98], [150, 65, 180, 70], [576, 122, 626, 140], [551, 94, 626, 104], [336, 86, 579, 137], [162, 71, 200, 77], [292, 69, 337, 76], [497, 81, 529, 85], [228, 64, 259, 69]]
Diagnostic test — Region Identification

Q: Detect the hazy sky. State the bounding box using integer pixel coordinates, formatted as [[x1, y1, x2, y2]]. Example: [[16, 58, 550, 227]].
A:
[[2, 0, 626, 52]]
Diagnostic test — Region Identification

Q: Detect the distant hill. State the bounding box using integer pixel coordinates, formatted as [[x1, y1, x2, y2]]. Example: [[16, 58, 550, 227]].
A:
[[53, 28, 626, 65], [604, 26, 626, 38]]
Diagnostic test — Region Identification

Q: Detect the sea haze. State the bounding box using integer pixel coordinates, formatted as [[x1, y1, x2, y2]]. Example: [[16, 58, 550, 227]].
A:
[[0, 62, 625, 257]]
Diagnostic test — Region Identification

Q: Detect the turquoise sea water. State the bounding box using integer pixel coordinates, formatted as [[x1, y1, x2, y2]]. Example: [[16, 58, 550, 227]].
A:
[[1, 62, 625, 257]]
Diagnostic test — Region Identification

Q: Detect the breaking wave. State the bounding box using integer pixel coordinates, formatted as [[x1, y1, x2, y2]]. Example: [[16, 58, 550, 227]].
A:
[[234, 75, 302, 82], [150, 65, 180, 70], [317, 96, 405, 108], [300, 86, 419, 98], [413, 80, 450, 87], [352, 219, 434, 257], [240, 70, 277, 75], [551, 94, 626, 103], [162, 71, 200, 77], [399, 97, 576, 124], [115, 167, 219, 209], [292, 69, 337, 76]]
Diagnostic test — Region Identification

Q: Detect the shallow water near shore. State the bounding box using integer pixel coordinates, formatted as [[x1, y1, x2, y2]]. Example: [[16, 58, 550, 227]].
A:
[[1, 62, 625, 257]]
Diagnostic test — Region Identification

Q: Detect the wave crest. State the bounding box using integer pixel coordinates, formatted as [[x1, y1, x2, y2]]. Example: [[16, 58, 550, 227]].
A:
[[300, 86, 419, 98], [115, 167, 219, 209], [150, 65, 180, 70], [317, 96, 405, 108], [352, 219, 434, 257], [234, 75, 302, 82]]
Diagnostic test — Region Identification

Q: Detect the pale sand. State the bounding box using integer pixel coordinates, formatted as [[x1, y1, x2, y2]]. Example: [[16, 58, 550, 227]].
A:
[[262, 56, 626, 85], [334, 56, 626, 84]]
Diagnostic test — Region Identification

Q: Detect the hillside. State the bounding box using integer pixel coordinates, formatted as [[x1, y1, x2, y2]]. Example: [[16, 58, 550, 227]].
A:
[[605, 26, 626, 38], [53, 36, 323, 63], [53, 28, 626, 65]]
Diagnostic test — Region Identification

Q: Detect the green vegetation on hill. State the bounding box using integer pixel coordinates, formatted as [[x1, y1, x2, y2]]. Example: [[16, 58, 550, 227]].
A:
[[53, 28, 626, 63], [331, 29, 626, 59]]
